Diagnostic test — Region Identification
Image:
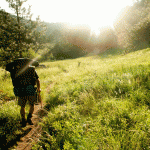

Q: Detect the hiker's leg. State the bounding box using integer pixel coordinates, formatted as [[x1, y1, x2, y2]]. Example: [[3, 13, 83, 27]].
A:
[[20, 106, 26, 127], [18, 97, 27, 127], [27, 104, 34, 125], [20, 106, 25, 119], [29, 103, 34, 114], [27, 96, 35, 125]]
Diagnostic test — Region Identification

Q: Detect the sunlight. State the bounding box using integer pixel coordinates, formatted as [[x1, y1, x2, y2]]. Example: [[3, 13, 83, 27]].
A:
[[90, 27, 100, 36], [1, 0, 134, 36], [32, 0, 133, 35]]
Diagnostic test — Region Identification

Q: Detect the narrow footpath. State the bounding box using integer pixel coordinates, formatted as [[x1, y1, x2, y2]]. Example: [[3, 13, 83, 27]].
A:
[[11, 103, 48, 150]]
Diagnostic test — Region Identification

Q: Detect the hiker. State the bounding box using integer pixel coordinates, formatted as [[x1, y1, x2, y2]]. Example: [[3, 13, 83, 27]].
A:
[[6, 58, 41, 127]]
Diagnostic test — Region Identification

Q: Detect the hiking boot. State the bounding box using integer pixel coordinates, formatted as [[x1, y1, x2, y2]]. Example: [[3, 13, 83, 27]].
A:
[[27, 113, 33, 125], [27, 118, 33, 125], [21, 118, 26, 127]]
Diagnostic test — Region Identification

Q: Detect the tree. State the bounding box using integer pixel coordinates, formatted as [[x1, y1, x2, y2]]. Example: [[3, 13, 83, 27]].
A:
[[0, 0, 46, 67], [114, 0, 150, 51], [97, 27, 118, 52], [66, 25, 93, 53], [0, 9, 18, 65], [5, 0, 40, 57]]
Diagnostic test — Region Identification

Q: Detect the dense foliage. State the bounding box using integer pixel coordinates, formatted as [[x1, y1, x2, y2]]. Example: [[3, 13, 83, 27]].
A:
[[97, 27, 118, 53], [0, 0, 46, 67], [114, 0, 150, 51], [51, 43, 86, 60]]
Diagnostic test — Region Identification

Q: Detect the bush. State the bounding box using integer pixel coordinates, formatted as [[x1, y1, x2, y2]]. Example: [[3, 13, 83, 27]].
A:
[[22, 48, 39, 59], [0, 101, 21, 148], [51, 43, 86, 60]]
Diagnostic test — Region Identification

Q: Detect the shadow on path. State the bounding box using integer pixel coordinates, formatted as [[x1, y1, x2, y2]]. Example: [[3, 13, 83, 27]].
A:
[[1, 103, 48, 150]]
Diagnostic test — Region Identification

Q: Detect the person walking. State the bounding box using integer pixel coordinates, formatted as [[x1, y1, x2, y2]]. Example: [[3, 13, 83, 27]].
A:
[[6, 58, 41, 127]]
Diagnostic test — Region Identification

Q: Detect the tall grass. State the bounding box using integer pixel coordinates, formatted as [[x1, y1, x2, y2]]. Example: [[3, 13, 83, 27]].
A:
[[32, 48, 150, 149], [0, 69, 14, 101], [0, 65, 51, 148], [1, 48, 150, 149]]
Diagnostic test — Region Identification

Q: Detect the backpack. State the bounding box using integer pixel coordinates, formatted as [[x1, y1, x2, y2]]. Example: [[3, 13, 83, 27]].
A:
[[6, 58, 39, 97], [6, 58, 39, 73]]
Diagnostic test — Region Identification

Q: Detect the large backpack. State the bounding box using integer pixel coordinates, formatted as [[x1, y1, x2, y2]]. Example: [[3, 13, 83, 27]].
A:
[[6, 58, 39, 96], [6, 58, 39, 72]]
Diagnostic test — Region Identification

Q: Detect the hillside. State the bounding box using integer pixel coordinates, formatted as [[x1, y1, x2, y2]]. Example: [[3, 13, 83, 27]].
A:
[[1, 0, 150, 63], [0, 48, 150, 149], [0, 9, 66, 44]]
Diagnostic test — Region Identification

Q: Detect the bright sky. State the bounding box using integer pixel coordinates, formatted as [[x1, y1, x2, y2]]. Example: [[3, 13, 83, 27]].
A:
[[1, 0, 134, 35]]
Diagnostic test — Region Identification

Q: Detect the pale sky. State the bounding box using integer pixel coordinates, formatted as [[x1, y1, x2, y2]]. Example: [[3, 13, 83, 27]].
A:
[[1, 0, 134, 35]]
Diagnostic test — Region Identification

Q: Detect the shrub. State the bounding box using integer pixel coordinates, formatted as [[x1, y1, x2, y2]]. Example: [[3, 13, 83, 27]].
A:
[[51, 43, 86, 60]]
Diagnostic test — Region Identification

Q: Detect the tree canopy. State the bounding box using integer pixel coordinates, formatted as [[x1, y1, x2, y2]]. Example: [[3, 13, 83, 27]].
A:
[[0, 0, 149, 64], [0, 0, 44, 66], [114, 0, 150, 51]]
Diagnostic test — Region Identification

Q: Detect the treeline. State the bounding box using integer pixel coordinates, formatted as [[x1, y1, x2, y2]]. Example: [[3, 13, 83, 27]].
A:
[[114, 0, 150, 52], [0, 0, 46, 65], [0, 1, 93, 64], [40, 25, 95, 61], [0, 0, 150, 64]]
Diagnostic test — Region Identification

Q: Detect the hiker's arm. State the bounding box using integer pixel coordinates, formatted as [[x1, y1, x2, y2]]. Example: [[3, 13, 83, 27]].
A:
[[36, 78, 41, 92], [36, 78, 42, 107]]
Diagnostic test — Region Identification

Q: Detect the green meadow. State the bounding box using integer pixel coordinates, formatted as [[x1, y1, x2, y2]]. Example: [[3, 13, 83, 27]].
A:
[[0, 48, 150, 149]]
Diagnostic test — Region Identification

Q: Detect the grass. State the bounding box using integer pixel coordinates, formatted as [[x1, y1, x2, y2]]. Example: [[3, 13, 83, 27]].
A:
[[0, 69, 14, 101], [0, 65, 50, 148], [33, 48, 150, 149], [0, 48, 150, 149]]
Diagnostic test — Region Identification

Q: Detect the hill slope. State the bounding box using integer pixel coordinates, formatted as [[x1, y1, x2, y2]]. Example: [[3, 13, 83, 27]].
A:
[[0, 48, 150, 149], [34, 48, 150, 149]]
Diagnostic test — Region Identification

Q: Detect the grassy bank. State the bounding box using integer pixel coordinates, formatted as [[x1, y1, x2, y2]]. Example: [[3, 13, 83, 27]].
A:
[[0, 64, 50, 148], [0, 48, 150, 149], [33, 48, 150, 149]]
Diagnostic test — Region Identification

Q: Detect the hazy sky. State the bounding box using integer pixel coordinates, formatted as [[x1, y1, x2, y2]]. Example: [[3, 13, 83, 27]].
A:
[[1, 0, 134, 35]]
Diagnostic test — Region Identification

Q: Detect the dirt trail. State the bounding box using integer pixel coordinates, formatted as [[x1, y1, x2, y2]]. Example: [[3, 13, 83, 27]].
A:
[[11, 103, 48, 150], [7, 83, 53, 150]]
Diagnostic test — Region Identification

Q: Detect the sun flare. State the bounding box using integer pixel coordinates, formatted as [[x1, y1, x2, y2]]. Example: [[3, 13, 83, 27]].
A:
[[1, 0, 134, 36]]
